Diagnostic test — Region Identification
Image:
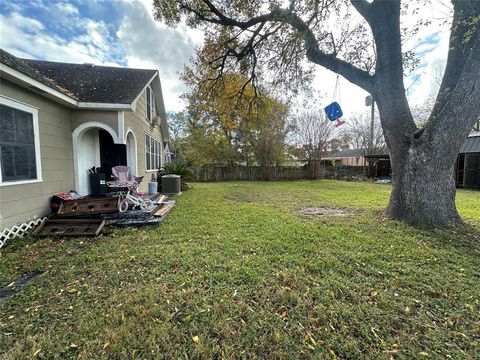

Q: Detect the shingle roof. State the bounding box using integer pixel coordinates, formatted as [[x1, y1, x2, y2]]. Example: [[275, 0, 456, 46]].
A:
[[326, 148, 389, 158], [460, 134, 480, 154], [1, 49, 157, 104], [326, 149, 364, 158]]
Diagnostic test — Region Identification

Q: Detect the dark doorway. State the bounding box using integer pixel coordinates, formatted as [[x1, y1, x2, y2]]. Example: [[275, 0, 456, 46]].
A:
[[456, 154, 465, 187], [99, 130, 127, 181], [376, 159, 391, 178], [464, 153, 480, 189]]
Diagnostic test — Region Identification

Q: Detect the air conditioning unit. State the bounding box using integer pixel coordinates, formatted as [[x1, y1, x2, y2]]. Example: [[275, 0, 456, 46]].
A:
[[162, 174, 181, 195]]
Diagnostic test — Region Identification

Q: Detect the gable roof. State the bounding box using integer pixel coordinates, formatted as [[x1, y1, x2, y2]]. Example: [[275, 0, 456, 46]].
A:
[[0, 49, 156, 104], [325, 148, 389, 158], [460, 133, 480, 154]]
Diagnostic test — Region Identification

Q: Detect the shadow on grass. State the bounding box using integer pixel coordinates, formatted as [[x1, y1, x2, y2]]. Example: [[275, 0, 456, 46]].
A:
[[413, 223, 480, 257]]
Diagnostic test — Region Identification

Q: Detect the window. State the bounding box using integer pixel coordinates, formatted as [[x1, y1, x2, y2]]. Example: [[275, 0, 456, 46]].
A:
[[145, 85, 155, 122], [164, 143, 172, 163], [0, 97, 42, 185], [145, 133, 161, 171]]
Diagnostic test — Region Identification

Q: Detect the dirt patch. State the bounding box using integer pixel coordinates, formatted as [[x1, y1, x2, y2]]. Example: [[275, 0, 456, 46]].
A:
[[297, 206, 351, 217]]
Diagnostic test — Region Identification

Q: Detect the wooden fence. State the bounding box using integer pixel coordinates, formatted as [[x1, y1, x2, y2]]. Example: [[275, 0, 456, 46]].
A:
[[192, 165, 367, 182]]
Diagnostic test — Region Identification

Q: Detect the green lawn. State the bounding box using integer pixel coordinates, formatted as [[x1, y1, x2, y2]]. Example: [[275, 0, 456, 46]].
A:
[[1, 181, 479, 359]]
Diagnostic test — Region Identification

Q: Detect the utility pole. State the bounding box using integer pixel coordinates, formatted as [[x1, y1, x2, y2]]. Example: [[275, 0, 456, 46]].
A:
[[365, 95, 375, 177], [370, 97, 375, 157]]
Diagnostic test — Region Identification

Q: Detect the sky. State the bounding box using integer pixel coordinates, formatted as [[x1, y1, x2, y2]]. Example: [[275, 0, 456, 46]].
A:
[[0, 0, 452, 116]]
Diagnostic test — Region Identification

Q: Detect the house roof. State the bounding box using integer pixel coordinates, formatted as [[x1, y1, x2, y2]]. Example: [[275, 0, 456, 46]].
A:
[[460, 133, 480, 154], [325, 149, 364, 158], [325, 148, 389, 158], [1, 49, 156, 104]]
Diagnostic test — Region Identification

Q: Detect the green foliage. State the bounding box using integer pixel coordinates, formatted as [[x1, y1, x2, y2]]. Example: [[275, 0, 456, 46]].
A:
[[1, 181, 479, 359], [179, 70, 290, 169], [162, 162, 193, 181]]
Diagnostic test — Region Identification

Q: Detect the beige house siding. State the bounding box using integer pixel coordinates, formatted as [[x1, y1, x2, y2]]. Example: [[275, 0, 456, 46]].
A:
[[0, 79, 74, 229], [72, 110, 119, 135], [124, 87, 165, 192]]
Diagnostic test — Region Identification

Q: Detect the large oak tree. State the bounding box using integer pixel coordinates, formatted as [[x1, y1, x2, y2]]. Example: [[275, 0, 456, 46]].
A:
[[154, 0, 480, 227]]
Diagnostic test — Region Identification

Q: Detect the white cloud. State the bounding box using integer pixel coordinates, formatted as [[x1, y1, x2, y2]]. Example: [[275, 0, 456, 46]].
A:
[[116, 1, 199, 111], [55, 2, 79, 15], [0, 9, 123, 65], [7, 12, 44, 32]]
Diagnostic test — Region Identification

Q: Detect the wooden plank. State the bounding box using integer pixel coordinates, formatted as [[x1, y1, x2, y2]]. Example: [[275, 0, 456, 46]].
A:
[[154, 195, 167, 204], [153, 204, 174, 218], [57, 197, 119, 216], [32, 219, 105, 237]]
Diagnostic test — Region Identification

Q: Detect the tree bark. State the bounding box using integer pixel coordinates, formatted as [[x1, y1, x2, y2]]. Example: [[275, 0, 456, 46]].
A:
[[385, 143, 462, 227]]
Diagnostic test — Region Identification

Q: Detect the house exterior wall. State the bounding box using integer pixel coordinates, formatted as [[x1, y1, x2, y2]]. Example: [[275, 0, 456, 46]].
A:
[[72, 110, 119, 136], [0, 79, 75, 229], [124, 87, 165, 192], [324, 156, 366, 166], [339, 157, 362, 166]]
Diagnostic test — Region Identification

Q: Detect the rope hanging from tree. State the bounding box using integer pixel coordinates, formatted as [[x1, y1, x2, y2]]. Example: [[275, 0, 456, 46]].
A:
[[324, 75, 346, 127]]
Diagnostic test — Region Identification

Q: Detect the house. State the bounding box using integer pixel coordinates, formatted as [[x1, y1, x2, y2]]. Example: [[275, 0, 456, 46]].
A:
[[322, 149, 367, 167], [456, 132, 480, 189], [0, 49, 170, 233]]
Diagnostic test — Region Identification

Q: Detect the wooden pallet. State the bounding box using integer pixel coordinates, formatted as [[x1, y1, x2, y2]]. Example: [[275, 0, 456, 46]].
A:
[[57, 197, 119, 216], [32, 219, 105, 237], [153, 204, 174, 218]]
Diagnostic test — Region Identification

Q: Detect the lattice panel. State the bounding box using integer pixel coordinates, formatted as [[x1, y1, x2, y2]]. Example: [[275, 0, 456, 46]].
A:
[[0, 218, 46, 249]]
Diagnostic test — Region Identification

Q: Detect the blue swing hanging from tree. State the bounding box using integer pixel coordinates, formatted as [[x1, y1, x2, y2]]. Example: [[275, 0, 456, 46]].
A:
[[324, 75, 346, 127]]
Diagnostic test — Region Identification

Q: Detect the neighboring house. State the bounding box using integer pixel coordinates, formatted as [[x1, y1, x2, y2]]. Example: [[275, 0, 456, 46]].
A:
[[322, 149, 367, 167], [0, 49, 170, 231]]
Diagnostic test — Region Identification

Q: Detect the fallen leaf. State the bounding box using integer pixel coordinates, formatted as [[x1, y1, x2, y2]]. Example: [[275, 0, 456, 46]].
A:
[[328, 349, 337, 359], [67, 288, 78, 293], [103, 342, 110, 350]]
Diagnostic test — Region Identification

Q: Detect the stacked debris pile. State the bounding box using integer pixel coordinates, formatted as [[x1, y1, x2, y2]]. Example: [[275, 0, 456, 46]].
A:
[[33, 193, 175, 237]]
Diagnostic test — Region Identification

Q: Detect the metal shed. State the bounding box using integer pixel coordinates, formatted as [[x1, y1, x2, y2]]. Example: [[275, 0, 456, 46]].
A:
[[457, 134, 480, 189]]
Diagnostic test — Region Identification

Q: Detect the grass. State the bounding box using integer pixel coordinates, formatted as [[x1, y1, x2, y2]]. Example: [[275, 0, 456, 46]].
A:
[[0, 180, 479, 359]]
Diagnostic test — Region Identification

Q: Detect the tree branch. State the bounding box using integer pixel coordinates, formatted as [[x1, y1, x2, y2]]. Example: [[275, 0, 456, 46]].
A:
[[186, 0, 374, 93], [350, 0, 373, 22]]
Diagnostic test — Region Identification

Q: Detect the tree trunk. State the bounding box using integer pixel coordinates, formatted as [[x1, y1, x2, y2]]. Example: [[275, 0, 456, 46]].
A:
[[385, 142, 462, 227]]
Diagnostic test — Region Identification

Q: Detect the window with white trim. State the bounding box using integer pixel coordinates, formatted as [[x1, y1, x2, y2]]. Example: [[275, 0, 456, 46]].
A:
[[145, 133, 161, 171], [145, 85, 155, 122], [0, 97, 42, 185]]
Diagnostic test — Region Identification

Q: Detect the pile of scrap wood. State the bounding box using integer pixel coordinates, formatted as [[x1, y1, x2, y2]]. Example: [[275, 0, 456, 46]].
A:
[[32, 219, 105, 237], [33, 194, 175, 237]]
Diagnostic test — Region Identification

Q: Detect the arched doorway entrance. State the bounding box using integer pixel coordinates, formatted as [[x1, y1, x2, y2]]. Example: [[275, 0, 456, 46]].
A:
[[73, 123, 125, 196], [125, 129, 137, 176]]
